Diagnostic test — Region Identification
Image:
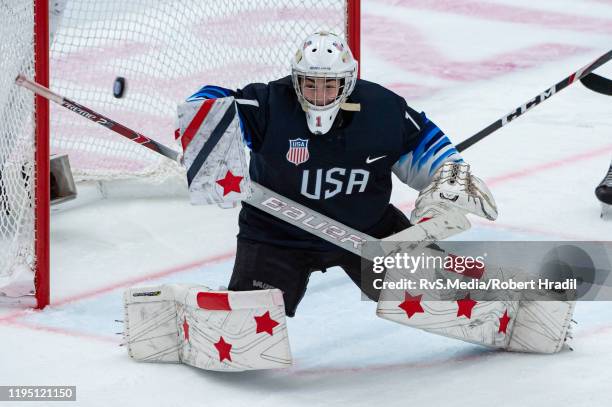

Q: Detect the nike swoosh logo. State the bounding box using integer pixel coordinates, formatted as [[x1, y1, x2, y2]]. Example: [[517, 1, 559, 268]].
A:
[[366, 155, 386, 164]]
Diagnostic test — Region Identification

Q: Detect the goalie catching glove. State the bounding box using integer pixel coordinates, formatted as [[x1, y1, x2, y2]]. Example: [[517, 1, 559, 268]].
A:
[[384, 162, 498, 243], [411, 161, 498, 224]]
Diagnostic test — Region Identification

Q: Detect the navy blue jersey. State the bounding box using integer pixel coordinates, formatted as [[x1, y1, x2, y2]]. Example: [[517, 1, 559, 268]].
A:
[[188, 76, 462, 250]]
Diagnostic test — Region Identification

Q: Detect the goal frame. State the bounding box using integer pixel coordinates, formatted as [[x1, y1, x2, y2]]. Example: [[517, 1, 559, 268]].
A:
[[34, 0, 50, 309]]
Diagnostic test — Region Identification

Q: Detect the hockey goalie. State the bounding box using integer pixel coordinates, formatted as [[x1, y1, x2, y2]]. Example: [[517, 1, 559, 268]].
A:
[[123, 31, 576, 371]]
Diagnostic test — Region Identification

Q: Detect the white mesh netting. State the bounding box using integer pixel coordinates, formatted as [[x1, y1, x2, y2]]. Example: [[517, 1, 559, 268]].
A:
[[0, 0, 352, 301], [50, 0, 349, 182], [0, 0, 37, 299]]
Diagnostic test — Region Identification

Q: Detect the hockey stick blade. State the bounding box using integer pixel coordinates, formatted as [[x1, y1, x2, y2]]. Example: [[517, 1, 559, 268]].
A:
[[580, 73, 612, 96]]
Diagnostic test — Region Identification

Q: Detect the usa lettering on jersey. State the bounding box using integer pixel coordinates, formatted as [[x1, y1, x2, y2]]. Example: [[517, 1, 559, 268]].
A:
[[300, 168, 370, 200]]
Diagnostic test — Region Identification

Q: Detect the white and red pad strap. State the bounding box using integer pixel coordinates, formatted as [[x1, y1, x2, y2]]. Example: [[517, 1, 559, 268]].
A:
[[176, 97, 252, 206], [123, 284, 292, 371], [376, 248, 575, 354]]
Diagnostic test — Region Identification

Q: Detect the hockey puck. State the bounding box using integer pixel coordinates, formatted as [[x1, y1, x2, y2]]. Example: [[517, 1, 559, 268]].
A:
[[113, 77, 126, 98]]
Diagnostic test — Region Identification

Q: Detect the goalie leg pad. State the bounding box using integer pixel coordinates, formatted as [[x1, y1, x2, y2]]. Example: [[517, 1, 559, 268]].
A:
[[124, 284, 292, 371], [375, 249, 521, 349], [375, 249, 575, 353]]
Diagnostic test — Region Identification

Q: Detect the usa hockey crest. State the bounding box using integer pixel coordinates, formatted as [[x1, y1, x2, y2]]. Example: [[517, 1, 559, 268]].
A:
[[286, 138, 310, 166]]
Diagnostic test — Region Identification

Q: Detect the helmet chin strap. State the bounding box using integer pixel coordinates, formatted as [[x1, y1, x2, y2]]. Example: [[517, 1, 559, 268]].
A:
[[301, 101, 361, 112], [340, 102, 361, 112]]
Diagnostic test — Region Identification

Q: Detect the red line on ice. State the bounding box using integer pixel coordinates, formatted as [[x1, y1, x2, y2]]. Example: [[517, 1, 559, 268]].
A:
[[470, 219, 596, 241], [55, 251, 236, 307], [397, 143, 612, 239], [484, 144, 612, 186]]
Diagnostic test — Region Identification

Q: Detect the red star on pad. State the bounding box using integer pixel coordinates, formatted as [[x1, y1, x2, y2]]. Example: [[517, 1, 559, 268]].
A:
[[498, 310, 511, 334], [456, 294, 477, 319], [214, 336, 232, 362], [398, 292, 424, 319], [216, 170, 243, 196], [254, 311, 279, 336], [182, 317, 190, 341]]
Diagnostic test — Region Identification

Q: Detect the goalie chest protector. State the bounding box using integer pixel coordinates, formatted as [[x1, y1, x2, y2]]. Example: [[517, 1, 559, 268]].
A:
[[236, 76, 418, 247]]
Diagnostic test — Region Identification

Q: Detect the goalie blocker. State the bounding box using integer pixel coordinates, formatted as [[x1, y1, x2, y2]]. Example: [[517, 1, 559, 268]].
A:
[[123, 285, 292, 371], [176, 97, 253, 207]]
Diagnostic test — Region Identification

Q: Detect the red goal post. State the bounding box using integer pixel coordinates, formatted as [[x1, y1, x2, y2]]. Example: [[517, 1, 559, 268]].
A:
[[1, 0, 360, 308]]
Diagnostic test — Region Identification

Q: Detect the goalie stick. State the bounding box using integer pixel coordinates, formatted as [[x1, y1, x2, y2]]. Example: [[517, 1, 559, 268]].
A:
[[15, 75, 383, 258], [16, 76, 467, 258]]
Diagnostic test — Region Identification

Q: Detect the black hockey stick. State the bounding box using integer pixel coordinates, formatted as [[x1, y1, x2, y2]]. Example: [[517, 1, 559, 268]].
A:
[[580, 73, 612, 96], [456, 49, 612, 152]]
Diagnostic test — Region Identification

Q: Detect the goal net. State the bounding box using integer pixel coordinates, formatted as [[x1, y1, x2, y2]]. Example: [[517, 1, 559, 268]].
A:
[[0, 0, 359, 307]]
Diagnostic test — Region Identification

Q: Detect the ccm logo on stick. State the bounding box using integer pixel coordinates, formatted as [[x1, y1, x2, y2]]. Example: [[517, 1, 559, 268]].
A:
[[502, 88, 556, 125]]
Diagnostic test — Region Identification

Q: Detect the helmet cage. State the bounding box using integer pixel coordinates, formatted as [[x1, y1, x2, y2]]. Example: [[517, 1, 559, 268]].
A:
[[292, 70, 355, 111]]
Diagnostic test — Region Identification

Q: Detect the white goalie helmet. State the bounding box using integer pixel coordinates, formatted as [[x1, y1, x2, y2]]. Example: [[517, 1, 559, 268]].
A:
[[291, 31, 358, 135]]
